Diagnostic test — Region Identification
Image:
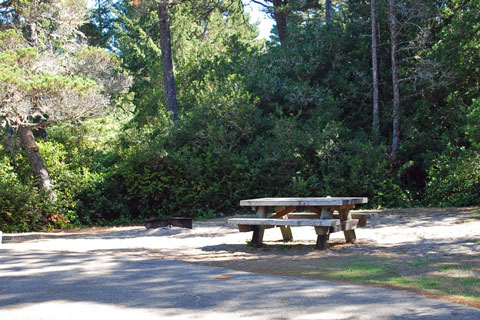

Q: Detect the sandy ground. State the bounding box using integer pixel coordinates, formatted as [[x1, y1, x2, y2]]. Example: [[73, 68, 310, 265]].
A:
[[3, 207, 479, 260], [2, 207, 480, 305]]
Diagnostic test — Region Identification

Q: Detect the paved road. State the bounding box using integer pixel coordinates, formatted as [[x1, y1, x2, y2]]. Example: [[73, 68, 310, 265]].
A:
[[1, 249, 480, 319]]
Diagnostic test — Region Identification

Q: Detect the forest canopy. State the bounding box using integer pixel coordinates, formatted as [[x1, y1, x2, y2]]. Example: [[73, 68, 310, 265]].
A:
[[1, 0, 480, 231]]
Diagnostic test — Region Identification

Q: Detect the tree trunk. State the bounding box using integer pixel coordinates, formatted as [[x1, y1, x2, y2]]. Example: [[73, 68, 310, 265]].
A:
[[371, 0, 379, 136], [326, 0, 332, 22], [272, 0, 288, 45], [157, 3, 179, 121], [22, 19, 55, 202], [390, 0, 400, 161], [17, 126, 56, 200], [97, 0, 102, 31], [97, 0, 103, 44], [25, 22, 38, 46]]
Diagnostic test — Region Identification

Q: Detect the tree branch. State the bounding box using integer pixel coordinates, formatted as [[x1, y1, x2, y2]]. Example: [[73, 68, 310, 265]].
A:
[[249, 0, 272, 10]]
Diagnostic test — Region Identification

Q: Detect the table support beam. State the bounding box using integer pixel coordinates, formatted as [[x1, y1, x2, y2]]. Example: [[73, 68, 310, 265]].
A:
[[315, 226, 330, 250], [251, 206, 268, 247], [251, 226, 265, 247], [315, 208, 334, 250], [316, 234, 330, 250], [271, 206, 296, 218], [339, 208, 356, 244], [275, 206, 293, 242]]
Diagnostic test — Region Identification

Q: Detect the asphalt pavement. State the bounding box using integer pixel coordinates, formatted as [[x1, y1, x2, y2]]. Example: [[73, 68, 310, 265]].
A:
[[1, 249, 480, 319]]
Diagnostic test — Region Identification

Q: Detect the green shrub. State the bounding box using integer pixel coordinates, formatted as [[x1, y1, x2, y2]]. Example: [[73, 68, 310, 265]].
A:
[[425, 147, 480, 206], [0, 157, 43, 232]]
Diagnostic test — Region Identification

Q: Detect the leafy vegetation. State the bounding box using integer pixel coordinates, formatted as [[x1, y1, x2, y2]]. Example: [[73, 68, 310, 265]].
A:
[[2, 0, 480, 231]]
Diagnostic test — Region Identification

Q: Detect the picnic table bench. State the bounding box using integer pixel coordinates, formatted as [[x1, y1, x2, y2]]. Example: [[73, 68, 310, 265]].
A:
[[228, 197, 374, 250]]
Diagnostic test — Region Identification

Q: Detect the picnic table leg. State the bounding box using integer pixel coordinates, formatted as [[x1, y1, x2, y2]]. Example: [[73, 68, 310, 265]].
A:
[[251, 226, 265, 247], [315, 227, 330, 250], [338, 208, 356, 244], [251, 206, 268, 247], [275, 206, 293, 242], [314, 207, 334, 250]]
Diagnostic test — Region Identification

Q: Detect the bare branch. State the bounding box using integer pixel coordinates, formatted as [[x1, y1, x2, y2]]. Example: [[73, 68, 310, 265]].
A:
[[249, 0, 272, 10]]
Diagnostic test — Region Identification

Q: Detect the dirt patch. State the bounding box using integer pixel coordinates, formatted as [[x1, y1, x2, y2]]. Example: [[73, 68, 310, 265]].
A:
[[3, 207, 480, 307]]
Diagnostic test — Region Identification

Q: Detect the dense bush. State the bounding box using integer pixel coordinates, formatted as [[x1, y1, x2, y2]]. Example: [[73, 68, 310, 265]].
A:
[[425, 147, 480, 207], [0, 138, 94, 231], [0, 156, 43, 232], [72, 73, 408, 223], [0, 114, 129, 231]]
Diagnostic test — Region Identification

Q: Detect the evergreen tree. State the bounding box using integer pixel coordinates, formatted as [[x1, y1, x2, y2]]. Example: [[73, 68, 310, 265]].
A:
[[0, 0, 131, 201], [112, 0, 259, 124]]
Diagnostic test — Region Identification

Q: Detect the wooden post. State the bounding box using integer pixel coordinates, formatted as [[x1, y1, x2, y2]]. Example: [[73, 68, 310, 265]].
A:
[[251, 206, 268, 247], [315, 227, 330, 250], [316, 234, 330, 250], [252, 226, 264, 247], [315, 207, 334, 250], [275, 206, 293, 242], [338, 208, 356, 244]]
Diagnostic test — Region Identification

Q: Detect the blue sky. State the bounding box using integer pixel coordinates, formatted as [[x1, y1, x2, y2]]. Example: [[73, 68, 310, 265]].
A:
[[243, 0, 274, 39]]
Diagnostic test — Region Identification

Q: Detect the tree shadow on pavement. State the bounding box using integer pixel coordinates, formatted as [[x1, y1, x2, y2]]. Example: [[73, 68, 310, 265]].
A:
[[1, 249, 479, 319]]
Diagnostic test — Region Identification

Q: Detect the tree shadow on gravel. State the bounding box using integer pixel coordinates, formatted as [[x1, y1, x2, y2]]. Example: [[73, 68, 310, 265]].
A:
[[2, 227, 189, 243], [198, 236, 479, 264], [363, 207, 480, 229]]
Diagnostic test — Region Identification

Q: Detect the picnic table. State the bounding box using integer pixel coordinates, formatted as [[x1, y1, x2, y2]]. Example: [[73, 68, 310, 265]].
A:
[[228, 197, 375, 250]]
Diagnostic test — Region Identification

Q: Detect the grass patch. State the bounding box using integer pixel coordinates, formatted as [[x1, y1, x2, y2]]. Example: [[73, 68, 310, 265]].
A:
[[459, 277, 480, 286], [387, 275, 480, 296], [289, 255, 480, 306], [383, 273, 480, 303], [407, 258, 437, 267], [437, 278, 480, 300], [439, 264, 472, 272], [388, 277, 414, 286], [387, 277, 440, 289], [322, 256, 399, 283], [327, 265, 397, 281], [416, 278, 441, 288]]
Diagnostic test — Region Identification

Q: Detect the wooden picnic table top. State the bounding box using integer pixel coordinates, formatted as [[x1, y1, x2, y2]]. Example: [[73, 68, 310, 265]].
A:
[[240, 197, 368, 207]]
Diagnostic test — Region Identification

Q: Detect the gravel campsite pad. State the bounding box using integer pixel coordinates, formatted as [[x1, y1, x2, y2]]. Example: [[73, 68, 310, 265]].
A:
[[3, 207, 480, 307]]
